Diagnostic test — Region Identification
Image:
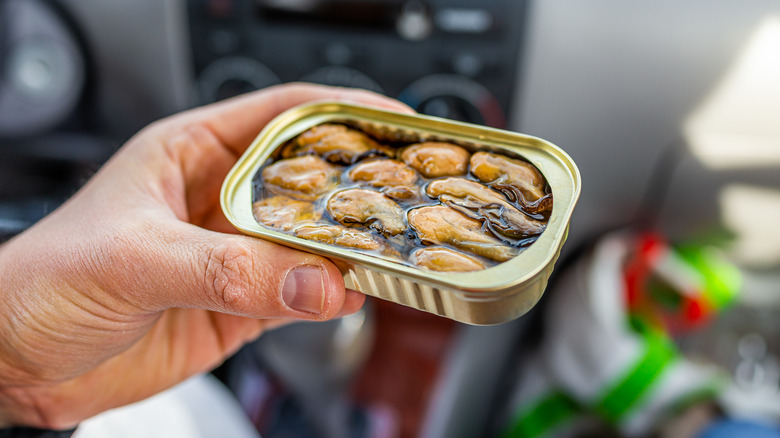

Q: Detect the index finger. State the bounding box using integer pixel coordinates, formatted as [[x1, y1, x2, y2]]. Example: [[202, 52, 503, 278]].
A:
[[189, 83, 415, 156]]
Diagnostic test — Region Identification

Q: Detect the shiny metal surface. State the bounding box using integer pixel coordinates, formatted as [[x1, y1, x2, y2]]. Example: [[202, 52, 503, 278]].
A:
[[221, 102, 581, 324]]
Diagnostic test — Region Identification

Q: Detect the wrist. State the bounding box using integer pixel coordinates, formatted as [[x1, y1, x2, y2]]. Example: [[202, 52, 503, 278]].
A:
[[0, 387, 36, 429], [0, 383, 78, 431], [0, 426, 77, 437]]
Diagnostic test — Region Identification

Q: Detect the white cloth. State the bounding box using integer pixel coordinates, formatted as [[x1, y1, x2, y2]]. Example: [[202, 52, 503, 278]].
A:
[[541, 232, 725, 436], [74, 374, 260, 438]]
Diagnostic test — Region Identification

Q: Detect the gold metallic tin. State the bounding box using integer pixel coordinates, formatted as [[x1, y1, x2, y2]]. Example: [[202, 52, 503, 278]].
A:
[[221, 102, 581, 325]]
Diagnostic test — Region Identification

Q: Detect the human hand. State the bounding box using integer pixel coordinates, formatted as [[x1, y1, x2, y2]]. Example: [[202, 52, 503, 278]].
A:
[[0, 83, 412, 429]]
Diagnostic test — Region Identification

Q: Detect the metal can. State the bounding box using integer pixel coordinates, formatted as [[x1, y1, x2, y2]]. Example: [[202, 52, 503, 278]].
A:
[[221, 102, 581, 325]]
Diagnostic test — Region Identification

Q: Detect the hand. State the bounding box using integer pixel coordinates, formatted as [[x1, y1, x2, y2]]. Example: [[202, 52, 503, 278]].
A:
[[0, 83, 412, 429]]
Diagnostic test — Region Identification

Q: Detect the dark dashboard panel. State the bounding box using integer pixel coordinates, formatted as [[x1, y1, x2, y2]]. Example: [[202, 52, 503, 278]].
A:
[[0, 0, 528, 239], [187, 0, 526, 128], [0, 0, 111, 238], [0, 0, 189, 239]]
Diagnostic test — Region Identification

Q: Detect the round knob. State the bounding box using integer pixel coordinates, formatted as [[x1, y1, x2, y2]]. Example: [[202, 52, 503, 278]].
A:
[[300, 66, 384, 94], [399, 74, 505, 128], [419, 96, 484, 125], [197, 57, 280, 104], [0, 0, 86, 138]]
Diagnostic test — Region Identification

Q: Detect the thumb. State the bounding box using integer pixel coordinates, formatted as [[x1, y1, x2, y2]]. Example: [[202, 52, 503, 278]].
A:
[[130, 223, 360, 320]]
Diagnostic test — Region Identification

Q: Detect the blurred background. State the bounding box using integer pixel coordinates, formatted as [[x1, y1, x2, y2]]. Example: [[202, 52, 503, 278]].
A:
[[1, 0, 778, 437]]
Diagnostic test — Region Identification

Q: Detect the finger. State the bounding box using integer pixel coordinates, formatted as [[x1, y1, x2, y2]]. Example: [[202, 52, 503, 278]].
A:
[[339, 289, 367, 317], [130, 222, 357, 322], [189, 82, 415, 155], [255, 289, 365, 333], [247, 290, 365, 337]]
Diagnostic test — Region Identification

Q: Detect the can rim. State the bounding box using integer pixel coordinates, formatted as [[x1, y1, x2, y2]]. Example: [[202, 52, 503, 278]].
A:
[[220, 101, 581, 296]]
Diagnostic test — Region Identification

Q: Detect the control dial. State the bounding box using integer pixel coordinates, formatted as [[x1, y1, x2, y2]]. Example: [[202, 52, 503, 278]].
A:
[[0, 0, 86, 138], [300, 66, 384, 94], [398, 74, 505, 128], [197, 57, 280, 104]]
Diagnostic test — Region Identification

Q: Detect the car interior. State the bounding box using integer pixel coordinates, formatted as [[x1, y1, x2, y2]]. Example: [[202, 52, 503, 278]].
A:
[[1, 1, 778, 437]]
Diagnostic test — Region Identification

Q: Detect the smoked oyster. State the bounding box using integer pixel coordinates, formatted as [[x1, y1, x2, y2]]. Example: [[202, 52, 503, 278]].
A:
[[426, 177, 546, 238], [327, 188, 406, 236], [252, 196, 320, 231], [347, 159, 419, 200], [407, 205, 519, 262], [470, 151, 552, 214], [252, 123, 552, 271], [294, 224, 383, 251], [410, 247, 489, 272], [261, 155, 339, 200], [281, 123, 393, 164], [400, 142, 470, 178]]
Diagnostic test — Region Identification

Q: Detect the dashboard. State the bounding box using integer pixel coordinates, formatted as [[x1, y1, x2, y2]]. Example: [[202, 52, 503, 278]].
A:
[[187, 0, 524, 128], [5, 0, 778, 249], [1, 1, 779, 436], [1, 0, 528, 240]]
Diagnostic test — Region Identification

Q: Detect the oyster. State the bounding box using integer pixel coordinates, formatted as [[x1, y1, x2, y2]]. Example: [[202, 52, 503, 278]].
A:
[[407, 205, 518, 262], [410, 247, 489, 272], [294, 224, 384, 251], [347, 158, 419, 200], [426, 177, 546, 238], [261, 155, 339, 200], [252, 123, 555, 273], [282, 123, 393, 164], [252, 196, 320, 231], [470, 151, 551, 213], [400, 142, 470, 178], [327, 188, 406, 236]]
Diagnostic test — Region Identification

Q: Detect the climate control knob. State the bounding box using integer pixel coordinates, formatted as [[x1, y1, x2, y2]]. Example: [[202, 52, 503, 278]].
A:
[[197, 57, 280, 104], [300, 66, 383, 94], [399, 74, 504, 128]]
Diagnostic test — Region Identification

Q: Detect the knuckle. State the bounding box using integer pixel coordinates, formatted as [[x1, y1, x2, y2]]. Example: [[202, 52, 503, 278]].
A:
[[202, 239, 256, 312], [164, 122, 223, 158], [161, 122, 198, 154]]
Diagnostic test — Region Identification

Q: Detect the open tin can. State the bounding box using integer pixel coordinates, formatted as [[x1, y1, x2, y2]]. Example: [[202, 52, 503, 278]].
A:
[[221, 102, 581, 325]]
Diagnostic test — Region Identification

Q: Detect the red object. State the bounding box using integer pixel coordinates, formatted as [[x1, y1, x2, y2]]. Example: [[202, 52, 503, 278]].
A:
[[683, 297, 709, 326], [623, 232, 714, 334], [208, 0, 234, 18], [623, 233, 664, 311], [351, 298, 456, 438]]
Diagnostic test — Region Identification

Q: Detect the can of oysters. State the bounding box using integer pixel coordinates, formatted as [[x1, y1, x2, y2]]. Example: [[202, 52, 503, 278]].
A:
[[221, 102, 580, 325]]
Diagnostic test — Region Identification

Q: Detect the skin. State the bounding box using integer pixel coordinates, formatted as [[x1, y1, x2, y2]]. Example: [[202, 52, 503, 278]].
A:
[[0, 83, 412, 429]]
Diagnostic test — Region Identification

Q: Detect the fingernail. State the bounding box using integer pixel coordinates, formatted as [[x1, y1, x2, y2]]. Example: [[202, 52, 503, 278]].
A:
[[282, 266, 325, 314]]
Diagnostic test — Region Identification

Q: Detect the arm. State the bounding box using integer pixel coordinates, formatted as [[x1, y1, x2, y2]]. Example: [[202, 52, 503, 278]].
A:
[[0, 83, 411, 429]]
